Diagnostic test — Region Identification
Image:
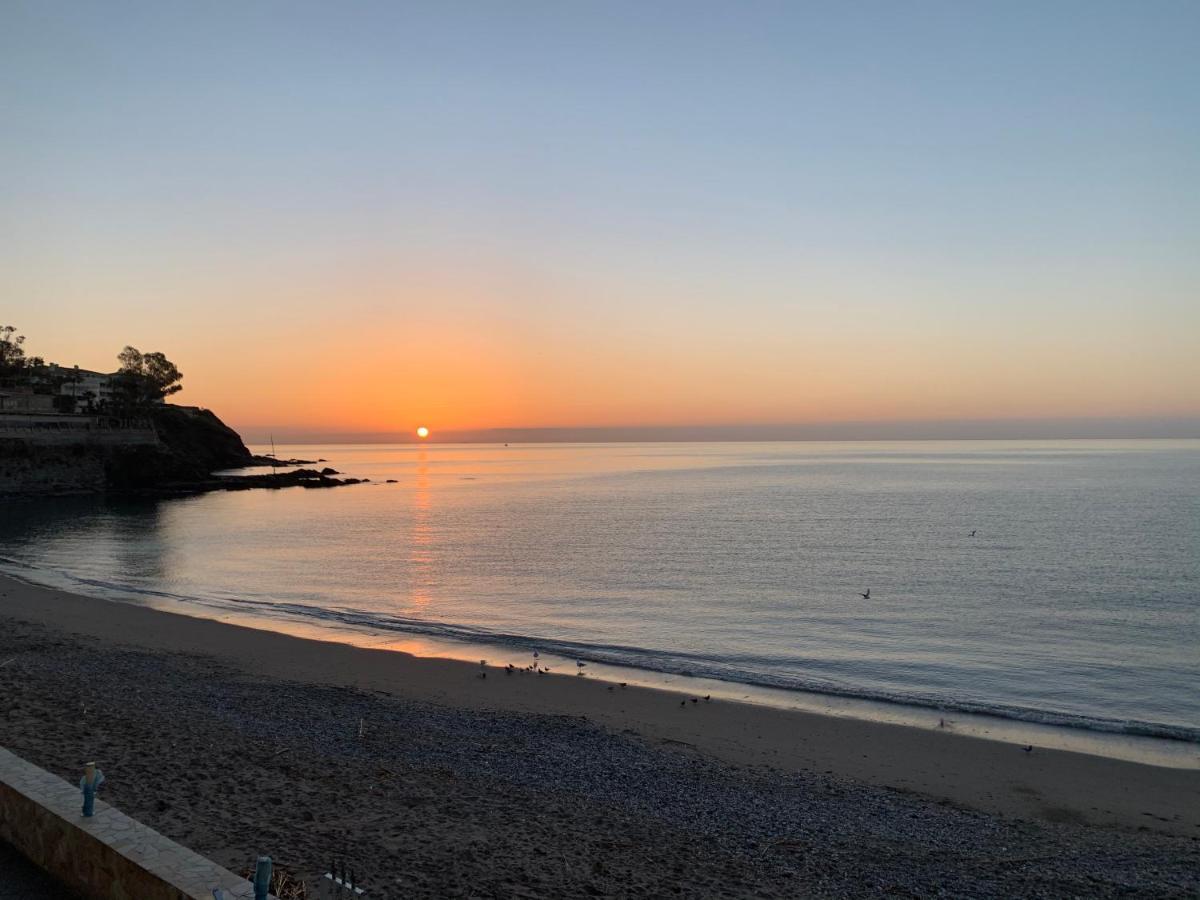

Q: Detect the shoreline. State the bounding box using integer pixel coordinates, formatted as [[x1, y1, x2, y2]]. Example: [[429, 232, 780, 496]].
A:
[[2, 573, 1198, 839], [4, 558, 1196, 766]]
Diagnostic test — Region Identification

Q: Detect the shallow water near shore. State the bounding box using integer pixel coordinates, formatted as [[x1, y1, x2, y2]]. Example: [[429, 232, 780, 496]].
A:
[[1, 440, 1198, 762]]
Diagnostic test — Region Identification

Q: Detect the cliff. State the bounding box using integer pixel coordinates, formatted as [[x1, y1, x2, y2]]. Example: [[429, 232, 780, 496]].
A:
[[150, 405, 254, 476], [0, 406, 359, 496]]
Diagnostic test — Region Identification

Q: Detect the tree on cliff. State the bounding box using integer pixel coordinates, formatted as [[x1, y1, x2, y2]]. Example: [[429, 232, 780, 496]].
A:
[[0, 326, 24, 377], [110, 346, 184, 411], [0, 325, 45, 387]]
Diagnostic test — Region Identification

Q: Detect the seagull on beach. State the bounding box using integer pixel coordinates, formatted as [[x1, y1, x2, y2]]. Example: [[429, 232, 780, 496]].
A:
[[1022, 745, 1033, 753], [859, 589, 871, 600], [576, 661, 587, 676]]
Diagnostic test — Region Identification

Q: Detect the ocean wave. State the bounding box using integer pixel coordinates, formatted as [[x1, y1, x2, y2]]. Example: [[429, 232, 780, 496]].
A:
[[2, 554, 1197, 744]]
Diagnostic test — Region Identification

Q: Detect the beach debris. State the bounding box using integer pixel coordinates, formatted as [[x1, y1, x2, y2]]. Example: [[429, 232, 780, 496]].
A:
[[79, 761, 104, 817], [238, 861, 308, 898], [680, 700, 686, 708], [357, 718, 365, 740], [690, 697, 698, 704], [620, 682, 627, 689], [607, 685, 614, 692]]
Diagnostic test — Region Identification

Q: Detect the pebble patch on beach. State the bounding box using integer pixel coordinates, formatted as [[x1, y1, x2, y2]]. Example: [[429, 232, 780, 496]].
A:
[[1, 619, 1197, 899]]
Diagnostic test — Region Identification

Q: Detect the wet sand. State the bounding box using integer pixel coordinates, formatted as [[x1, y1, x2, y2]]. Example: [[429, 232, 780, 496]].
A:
[[1, 574, 1198, 897]]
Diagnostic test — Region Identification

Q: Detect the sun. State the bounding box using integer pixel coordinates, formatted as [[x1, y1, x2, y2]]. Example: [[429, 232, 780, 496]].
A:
[[416, 426, 430, 439]]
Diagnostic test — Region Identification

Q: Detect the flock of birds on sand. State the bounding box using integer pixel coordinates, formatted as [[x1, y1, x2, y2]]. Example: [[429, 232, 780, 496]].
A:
[[474, 652, 716, 708], [473, 653, 1038, 748]]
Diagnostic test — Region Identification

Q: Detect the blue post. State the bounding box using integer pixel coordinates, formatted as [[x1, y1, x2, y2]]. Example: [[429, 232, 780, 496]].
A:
[[253, 856, 272, 900], [79, 763, 104, 817]]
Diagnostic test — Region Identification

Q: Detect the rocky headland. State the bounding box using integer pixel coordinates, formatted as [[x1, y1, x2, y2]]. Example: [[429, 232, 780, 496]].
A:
[[0, 406, 361, 496]]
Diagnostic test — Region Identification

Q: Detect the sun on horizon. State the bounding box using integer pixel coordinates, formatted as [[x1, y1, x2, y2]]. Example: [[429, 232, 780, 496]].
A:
[[416, 426, 430, 439]]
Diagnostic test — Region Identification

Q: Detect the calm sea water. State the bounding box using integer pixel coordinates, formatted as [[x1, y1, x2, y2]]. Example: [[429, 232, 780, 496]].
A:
[[2, 441, 1198, 746]]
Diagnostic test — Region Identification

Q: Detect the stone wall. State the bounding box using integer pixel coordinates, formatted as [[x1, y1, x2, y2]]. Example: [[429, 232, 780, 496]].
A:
[[0, 414, 158, 446], [0, 747, 272, 900], [0, 417, 161, 495], [0, 441, 108, 495]]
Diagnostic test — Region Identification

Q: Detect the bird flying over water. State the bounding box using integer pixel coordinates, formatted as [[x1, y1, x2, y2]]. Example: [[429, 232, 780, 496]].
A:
[[859, 589, 871, 599], [969, 530, 977, 537]]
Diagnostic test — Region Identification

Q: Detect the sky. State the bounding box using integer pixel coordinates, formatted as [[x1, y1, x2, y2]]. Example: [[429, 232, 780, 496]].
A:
[[2, 1, 1198, 441]]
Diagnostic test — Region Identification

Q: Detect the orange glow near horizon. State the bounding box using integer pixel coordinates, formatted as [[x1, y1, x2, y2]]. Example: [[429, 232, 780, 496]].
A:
[[416, 426, 430, 438], [13, 263, 1200, 439]]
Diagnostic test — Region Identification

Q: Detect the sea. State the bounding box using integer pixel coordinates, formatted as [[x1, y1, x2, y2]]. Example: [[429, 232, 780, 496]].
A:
[[2, 440, 1198, 765]]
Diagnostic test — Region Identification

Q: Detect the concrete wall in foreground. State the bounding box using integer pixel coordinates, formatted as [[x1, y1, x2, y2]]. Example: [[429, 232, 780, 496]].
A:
[[0, 746, 272, 900]]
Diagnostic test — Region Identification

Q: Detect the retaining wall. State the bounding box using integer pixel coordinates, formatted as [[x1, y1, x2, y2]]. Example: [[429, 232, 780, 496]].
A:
[[0, 746, 273, 900]]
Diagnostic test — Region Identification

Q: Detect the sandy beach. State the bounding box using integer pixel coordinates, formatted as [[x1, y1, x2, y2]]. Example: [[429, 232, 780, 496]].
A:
[[1, 573, 1197, 897]]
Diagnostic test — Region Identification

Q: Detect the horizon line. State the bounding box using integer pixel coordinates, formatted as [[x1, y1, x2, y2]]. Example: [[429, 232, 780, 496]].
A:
[[234, 415, 1200, 445]]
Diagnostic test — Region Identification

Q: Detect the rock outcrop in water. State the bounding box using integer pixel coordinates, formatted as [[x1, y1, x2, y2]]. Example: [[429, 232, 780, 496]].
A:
[[0, 405, 360, 496]]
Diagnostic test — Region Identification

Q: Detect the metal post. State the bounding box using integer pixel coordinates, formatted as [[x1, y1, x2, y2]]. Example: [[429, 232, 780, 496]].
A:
[[253, 856, 272, 900]]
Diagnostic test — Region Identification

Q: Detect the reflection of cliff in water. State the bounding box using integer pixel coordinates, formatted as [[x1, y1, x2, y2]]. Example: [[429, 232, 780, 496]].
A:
[[0, 495, 172, 585]]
